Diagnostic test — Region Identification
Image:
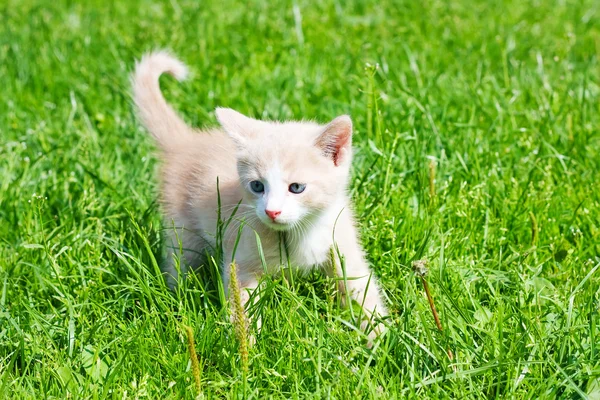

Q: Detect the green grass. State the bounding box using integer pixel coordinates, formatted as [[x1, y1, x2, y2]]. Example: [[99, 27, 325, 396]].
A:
[[1, 0, 600, 398]]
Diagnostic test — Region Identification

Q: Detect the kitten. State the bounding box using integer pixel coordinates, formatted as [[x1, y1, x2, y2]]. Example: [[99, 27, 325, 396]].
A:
[[132, 51, 388, 339]]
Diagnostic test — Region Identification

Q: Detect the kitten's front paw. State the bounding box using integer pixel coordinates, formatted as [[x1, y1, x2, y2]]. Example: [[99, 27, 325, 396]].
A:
[[248, 315, 262, 347], [248, 332, 256, 347], [229, 310, 261, 347], [361, 319, 386, 349]]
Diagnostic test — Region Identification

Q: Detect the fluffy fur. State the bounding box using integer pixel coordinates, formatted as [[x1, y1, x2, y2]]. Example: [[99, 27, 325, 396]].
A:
[[132, 51, 388, 338]]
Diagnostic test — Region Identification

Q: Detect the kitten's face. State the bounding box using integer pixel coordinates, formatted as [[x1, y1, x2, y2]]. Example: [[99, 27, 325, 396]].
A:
[[216, 108, 353, 232]]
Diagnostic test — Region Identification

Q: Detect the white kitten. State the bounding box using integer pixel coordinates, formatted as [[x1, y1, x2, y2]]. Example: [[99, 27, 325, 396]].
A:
[[132, 51, 388, 339]]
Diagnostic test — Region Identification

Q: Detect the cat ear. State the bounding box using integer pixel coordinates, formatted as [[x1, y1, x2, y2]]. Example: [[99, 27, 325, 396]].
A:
[[215, 107, 262, 144], [315, 115, 353, 166]]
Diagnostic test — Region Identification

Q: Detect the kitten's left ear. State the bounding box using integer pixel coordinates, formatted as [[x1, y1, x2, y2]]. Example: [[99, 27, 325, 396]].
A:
[[315, 115, 353, 167], [215, 107, 263, 144]]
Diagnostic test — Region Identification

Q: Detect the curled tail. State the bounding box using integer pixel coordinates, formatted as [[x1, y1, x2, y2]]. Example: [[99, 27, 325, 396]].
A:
[[132, 51, 191, 150]]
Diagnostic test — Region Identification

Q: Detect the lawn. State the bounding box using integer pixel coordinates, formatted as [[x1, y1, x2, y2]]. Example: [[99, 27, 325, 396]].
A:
[[1, 0, 599, 398]]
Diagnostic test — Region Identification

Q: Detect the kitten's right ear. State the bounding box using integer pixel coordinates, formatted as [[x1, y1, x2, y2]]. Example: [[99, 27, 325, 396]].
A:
[[215, 107, 262, 144]]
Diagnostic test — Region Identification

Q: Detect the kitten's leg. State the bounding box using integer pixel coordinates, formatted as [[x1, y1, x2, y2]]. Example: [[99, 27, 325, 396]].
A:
[[326, 225, 388, 342], [162, 223, 205, 289]]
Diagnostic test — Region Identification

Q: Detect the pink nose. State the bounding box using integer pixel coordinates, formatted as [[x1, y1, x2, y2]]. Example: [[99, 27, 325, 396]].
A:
[[265, 210, 281, 220]]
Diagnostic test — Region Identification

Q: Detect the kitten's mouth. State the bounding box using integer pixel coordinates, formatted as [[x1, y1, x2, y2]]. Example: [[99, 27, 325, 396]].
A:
[[260, 218, 292, 231]]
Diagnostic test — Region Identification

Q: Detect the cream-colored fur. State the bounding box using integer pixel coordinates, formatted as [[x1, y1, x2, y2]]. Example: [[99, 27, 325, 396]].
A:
[[132, 51, 388, 339]]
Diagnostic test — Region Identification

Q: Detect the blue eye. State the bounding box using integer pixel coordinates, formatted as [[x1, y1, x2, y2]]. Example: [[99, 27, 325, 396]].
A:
[[250, 180, 264, 193], [289, 183, 306, 194]]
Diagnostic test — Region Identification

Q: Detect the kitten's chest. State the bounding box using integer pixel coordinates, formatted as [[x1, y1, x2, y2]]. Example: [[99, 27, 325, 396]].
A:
[[286, 227, 333, 269]]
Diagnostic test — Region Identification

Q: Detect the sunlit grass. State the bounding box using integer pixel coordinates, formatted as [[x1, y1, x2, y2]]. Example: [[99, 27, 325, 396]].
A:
[[1, 0, 599, 398]]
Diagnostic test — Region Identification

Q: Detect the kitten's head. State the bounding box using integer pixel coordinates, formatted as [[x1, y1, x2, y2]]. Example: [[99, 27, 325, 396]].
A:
[[216, 108, 353, 231]]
